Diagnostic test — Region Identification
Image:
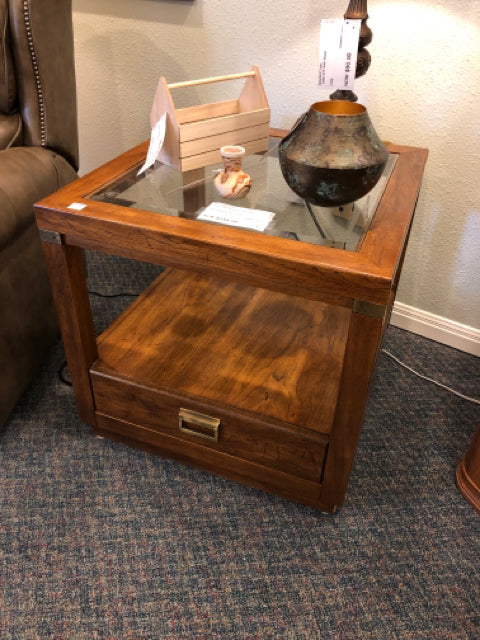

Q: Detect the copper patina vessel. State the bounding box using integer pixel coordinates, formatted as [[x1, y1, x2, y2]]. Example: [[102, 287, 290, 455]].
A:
[[278, 100, 388, 207]]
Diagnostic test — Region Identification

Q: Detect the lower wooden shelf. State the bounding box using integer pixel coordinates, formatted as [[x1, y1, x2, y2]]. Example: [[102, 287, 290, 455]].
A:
[[92, 268, 350, 433], [88, 268, 352, 511]]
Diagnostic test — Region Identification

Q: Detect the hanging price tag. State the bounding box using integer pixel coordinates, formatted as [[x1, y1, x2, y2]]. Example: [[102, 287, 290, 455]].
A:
[[318, 19, 361, 91], [137, 112, 167, 175]]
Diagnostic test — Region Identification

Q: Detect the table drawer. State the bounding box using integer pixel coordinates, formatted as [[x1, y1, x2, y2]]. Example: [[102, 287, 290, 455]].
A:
[[91, 370, 328, 483]]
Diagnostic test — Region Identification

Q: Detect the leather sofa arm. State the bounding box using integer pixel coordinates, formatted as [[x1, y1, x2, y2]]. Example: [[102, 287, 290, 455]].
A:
[[0, 146, 77, 252]]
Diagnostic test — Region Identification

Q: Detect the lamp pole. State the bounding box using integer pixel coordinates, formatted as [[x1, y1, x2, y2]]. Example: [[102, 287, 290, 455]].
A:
[[330, 0, 372, 101]]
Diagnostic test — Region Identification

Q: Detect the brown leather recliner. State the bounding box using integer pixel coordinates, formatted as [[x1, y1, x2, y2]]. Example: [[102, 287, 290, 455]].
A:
[[0, 0, 79, 426]]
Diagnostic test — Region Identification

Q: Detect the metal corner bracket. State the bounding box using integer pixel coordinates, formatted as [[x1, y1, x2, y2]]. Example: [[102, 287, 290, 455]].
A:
[[352, 299, 386, 318], [39, 229, 63, 245]]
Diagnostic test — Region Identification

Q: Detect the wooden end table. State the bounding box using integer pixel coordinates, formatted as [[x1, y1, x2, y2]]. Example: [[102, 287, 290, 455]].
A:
[[35, 131, 427, 512]]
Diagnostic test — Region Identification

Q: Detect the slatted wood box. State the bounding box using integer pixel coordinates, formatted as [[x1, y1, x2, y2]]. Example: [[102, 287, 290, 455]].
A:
[[150, 65, 270, 172]]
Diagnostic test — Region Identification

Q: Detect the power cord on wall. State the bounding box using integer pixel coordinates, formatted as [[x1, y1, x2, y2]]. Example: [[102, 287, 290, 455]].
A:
[[57, 290, 480, 407]]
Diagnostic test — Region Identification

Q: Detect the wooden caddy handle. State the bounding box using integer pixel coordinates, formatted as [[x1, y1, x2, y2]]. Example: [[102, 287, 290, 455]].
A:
[[168, 70, 256, 90]]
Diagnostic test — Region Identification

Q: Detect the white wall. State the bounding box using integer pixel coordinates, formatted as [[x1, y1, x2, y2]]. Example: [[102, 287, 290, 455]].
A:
[[71, 0, 480, 333]]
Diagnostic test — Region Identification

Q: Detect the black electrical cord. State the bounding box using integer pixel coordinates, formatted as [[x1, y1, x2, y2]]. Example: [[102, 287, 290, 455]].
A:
[[58, 361, 72, 386], [88, 290, 140, 298], [57, 289, 142, 386]]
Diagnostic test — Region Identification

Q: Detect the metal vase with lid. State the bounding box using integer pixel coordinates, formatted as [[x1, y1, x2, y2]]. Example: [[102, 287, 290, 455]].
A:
[[278, 101, 388, 207]]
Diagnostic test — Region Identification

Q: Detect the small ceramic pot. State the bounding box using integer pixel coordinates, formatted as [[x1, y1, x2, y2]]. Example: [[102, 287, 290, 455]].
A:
[[214, 145, 252, 199]]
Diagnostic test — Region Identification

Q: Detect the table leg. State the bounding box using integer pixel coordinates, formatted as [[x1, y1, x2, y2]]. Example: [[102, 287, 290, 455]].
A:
[[182, 168, 206, 218], [42, 241, 98, 425], [321, 304, 387, 509]]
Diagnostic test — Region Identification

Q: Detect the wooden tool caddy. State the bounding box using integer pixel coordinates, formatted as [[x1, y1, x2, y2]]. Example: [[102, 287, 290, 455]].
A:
[[150, 65, 270, 172]]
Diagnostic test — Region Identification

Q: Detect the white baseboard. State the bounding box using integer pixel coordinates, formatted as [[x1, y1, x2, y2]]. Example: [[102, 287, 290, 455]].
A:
[[390, 302, 480, 357]]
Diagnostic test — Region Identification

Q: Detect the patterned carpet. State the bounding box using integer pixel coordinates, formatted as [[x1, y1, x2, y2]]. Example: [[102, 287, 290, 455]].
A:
[[1, 252, 479, 639]]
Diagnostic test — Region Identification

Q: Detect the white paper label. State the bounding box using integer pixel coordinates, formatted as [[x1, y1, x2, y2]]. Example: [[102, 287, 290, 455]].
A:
[[67, 202, 87, 211], [137, 113, 167, 175], [318, 19, 360, 91], [198, 202, 275, 232]]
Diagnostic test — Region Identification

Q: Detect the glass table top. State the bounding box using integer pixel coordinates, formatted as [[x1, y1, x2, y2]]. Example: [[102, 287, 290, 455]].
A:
[[91, 141, 397, 252]]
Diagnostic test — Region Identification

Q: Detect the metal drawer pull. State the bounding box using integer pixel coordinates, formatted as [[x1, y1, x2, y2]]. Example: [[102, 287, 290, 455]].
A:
[[179, 408, 220, 442]]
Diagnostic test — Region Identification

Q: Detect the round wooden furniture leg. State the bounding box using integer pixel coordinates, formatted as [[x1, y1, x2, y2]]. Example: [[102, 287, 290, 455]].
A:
[[456, 422, 480, 513]]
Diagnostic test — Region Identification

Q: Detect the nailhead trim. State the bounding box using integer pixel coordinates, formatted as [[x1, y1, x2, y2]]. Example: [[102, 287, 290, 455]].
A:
[[23, 0, 46, 146]]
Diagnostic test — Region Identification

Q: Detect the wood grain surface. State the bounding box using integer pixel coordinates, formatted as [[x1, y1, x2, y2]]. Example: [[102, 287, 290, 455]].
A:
[[91, 374, 329, 482], [34, 141, 427, 307], [42, 243, 97, 425], [35, 134, 427, 511], [94, 268, 351, 434]]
